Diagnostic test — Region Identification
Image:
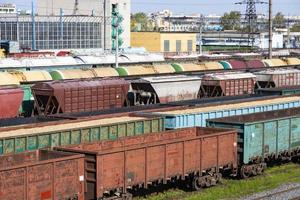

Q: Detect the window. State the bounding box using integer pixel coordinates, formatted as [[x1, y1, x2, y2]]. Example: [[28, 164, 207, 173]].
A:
[[187, 40, 193, 52], [164, 40, 170, 52], [176, 40, 181, 52]]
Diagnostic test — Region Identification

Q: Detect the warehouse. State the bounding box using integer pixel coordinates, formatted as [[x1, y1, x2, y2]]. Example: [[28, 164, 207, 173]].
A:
[[131, 31, 197, 53]]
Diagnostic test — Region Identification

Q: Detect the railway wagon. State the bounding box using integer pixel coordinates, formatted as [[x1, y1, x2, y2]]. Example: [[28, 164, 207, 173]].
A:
[[199, 72, 256, 98], [56, 127, 237, 200], [207, 107, 300, 178], [0, 86, 24, 119], [0, 115, 164, 155], [32, 78, 130, 115], [9, 70, 53, 116], [0, 149, 85, 200], [143, 95, 300, 129], [256, 86, 300, 96], [254, 69, 300, 88], [50, 68, 120, 80], [129, 75, 202, 105]]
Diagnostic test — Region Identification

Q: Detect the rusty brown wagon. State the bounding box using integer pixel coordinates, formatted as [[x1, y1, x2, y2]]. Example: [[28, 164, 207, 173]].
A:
[[0, 150, 85, 200], [56, 127, 237, 200], [31, 78, 130, 115], [199, 72, 256, 98]]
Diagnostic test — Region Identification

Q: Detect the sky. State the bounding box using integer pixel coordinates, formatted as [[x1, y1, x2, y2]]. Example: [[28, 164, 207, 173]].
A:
[[3, 0, 300, 16]]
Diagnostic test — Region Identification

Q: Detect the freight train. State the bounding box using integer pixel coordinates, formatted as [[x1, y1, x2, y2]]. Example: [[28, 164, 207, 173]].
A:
[[1, 93, 300, 199], [0, 56, 299, 118], [3, 67, 300, 118], [1, 110, 300, 199]]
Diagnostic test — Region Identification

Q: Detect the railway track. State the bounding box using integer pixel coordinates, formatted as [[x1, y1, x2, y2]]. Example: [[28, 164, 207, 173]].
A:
[[252, 185, 300, 200], [0, 93, 275, 128]]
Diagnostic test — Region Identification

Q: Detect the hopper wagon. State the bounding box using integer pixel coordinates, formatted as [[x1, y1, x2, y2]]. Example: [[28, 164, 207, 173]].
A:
[[0, 86, 24, 119], [129, 75, 202, 105], [8, 70, 53, 116], [254, 69, 300, 88], [32, 78, 130, 115], [199, 72, 256, 98]]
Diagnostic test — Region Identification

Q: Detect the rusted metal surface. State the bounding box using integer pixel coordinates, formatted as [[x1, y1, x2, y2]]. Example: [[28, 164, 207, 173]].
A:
[[56, 127, 237, 200], [0, 86, 23, 119], [199, 72, 256, 97], [246, 60, 266, 69], [229, 60, 247, 69], [0, 150, 85, 200], [255, 69, 300, 88], [129, 75, 202, 105], [32, 78, 130, 115]]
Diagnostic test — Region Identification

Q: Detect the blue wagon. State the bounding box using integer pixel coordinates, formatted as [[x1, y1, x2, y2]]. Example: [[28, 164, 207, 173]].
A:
[[148, 96, 300, 129]]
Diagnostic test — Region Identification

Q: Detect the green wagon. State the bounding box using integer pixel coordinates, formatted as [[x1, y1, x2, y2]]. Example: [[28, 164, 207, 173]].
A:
[[207, 108, 300, 178], [0, 116, 164, 155]]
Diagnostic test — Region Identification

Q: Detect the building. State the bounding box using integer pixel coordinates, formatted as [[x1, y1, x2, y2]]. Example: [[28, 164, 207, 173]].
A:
[[0, 0, 130, 51], [150, 10, 202, 32], [37, 0, 131, 49], [131, 32, 196, 53], [200, 31, 284, 49], [0, 4, 16, 14], [0, 14, 102, 50], [258, 32, 284, 49]]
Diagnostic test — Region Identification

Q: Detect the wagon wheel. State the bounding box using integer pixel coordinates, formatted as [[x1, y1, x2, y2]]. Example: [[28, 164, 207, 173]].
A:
[[122, 193, 133, 200], [240, 165, 251, 179], [256, 164, 264, 175], [191, 176, 202, 191]]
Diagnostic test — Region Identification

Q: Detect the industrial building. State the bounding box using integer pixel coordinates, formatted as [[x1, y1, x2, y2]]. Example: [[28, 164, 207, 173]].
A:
[[131, 32, 196, 53], [0, 0, 130, 51], [0, 3, 16, 14], [200, 31, 285, 49]]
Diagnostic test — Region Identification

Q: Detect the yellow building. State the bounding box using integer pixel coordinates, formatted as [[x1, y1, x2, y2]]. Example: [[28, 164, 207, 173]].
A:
[[131, 32, 197, 53], [0, 49, 5, 58]]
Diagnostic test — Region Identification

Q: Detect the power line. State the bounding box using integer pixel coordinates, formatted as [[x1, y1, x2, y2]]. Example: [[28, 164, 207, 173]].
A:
[[235, 0, 268, 46]]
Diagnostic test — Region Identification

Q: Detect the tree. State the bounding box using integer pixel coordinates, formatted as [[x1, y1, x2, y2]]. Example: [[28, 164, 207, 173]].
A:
[[273, 12, 286, 28], [131, 12, 154, 31], [220, 11, 241, 31]]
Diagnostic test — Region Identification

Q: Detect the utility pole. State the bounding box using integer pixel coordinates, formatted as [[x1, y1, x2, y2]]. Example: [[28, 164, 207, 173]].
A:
[[287, 15, 290, 48], [115, 18, 119, 68], [268, 0, 272, 58], [114, 4, 119, 68], [60, 8, 64, 41], [103, 0, 106, 49], [235, 0, 267, 48], [198, 15, 204, 55], [31, 0, 36, 50], [199, 25, 202, 55], [73, 0, 79, 15]]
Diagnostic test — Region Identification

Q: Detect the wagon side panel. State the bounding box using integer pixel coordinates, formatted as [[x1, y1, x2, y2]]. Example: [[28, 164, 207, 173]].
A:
[[97, 152, 125, 198]]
